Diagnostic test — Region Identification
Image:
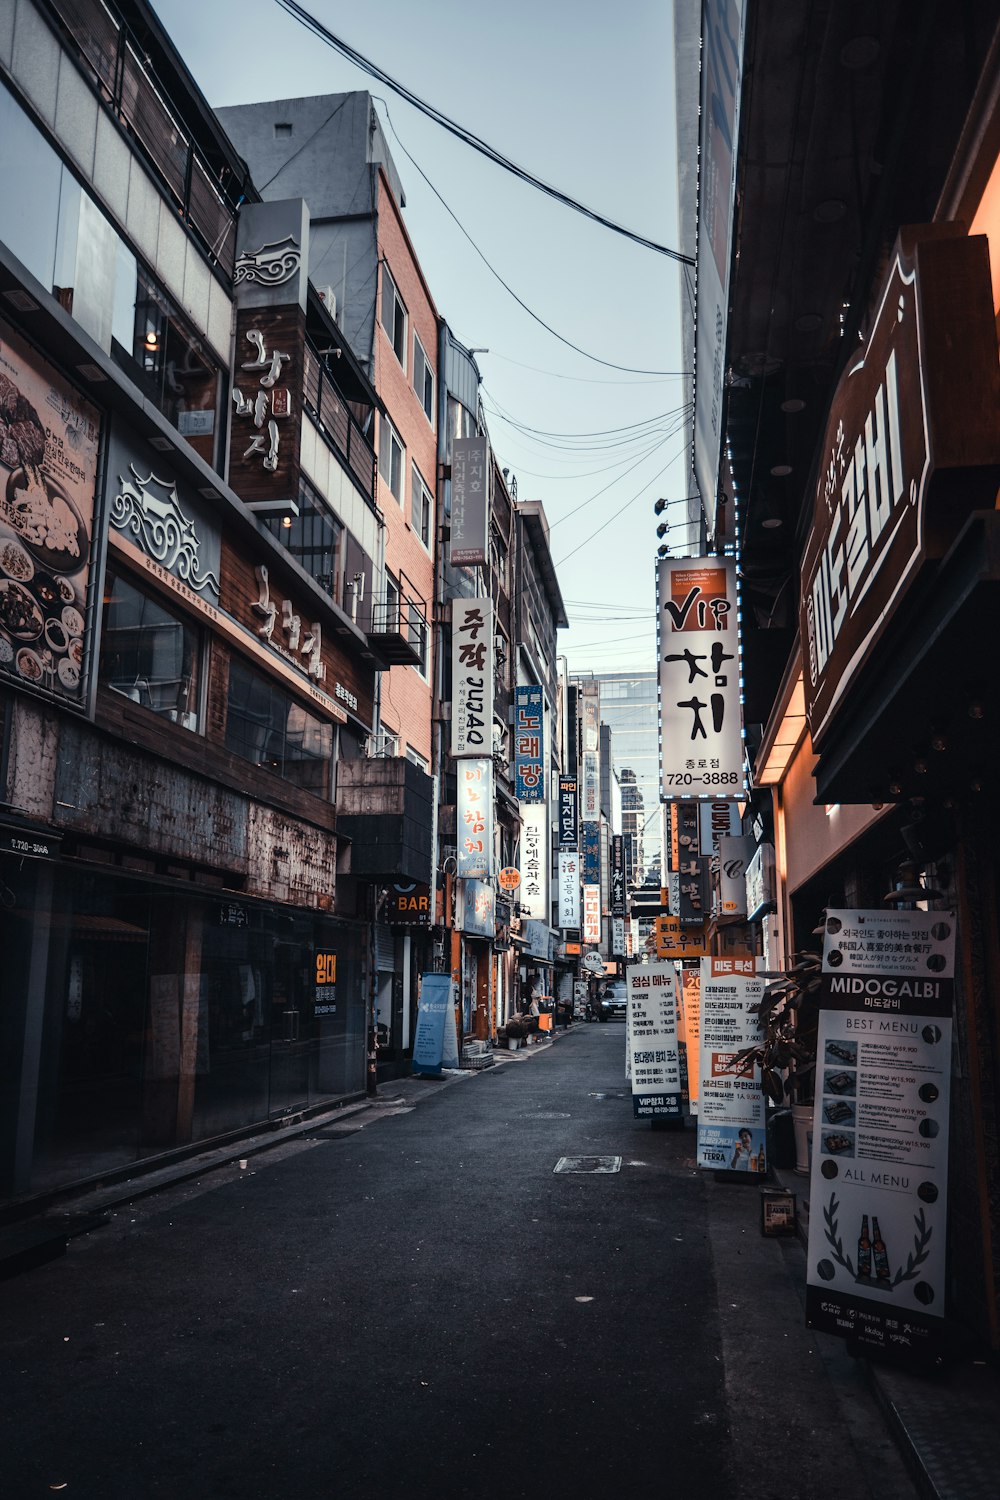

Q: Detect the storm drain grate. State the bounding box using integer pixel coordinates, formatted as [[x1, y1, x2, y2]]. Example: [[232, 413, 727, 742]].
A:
[[553, 1156, 622, 1174]]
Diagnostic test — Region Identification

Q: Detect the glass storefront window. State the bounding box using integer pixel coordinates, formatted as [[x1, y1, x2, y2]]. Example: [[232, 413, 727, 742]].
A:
[[100, 570, 201, 728], [225, 657, 333, 796], [262, 479, 344, 605], [0, 856, 368, 1206]]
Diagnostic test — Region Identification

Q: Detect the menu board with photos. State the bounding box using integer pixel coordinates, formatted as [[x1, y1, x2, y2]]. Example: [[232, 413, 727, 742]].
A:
[[0, 320, 100, 703], [805, 908, 955, 1364]]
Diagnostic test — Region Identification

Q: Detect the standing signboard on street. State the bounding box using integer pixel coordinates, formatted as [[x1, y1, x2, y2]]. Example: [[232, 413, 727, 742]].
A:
[[412, 974, 459, 1077], [627, 963, 683, 1119], [805, 909, 955, 1365], [697, 957, 766, 1171]]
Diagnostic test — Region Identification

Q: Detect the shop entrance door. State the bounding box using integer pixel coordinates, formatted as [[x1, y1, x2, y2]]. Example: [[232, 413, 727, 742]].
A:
[[268, 942, 312, 1116]]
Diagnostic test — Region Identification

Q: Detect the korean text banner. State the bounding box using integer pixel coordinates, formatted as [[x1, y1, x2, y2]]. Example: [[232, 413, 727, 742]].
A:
[[582, 883, 601, 944], [628, 962, 683, 1119], [557, 851, 580, 929], [514, 684, 545, 802], [558, 776, 578, 849], [451, 597, 494, 757], [697, 957, 766, 1171], [449, 436, 489, 566], [519, 802, 549, 921], [658, 557, 744, 798], [805, 908, 956, 1365], [456, 759, 494, 879]]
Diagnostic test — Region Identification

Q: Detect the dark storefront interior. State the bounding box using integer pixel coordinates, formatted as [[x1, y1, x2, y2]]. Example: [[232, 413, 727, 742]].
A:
[[0, 854, 368, 1206]]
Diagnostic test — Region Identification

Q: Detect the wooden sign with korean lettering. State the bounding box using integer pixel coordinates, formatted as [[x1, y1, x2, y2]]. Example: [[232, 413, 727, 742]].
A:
[[800, 225, 1000, 747], [228, 305, 305, 508]]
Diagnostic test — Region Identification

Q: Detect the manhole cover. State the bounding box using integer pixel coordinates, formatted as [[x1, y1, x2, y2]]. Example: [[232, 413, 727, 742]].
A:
[[523, 1111, 571, 1120], [553, 1156, 622, 1174]]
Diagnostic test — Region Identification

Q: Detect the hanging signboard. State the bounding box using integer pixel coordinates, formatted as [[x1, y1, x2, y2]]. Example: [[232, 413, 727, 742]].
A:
[[385, 881, 431, 925], [457, 878, 495, 937], [514, 684, 545, 802], [456, 759, 493, 879], [451, 597, 494, 757], [581, 750, 600, 821], [412, 973, 459, 1076], [610, 835, 626, 917], [582, 883, 601, 944], [628, 961, 683, 1119], [611, 916, 626, 957], [799, 226, 1000, 748], [581, 821, 601, 885], [654, 916, 709, 962], [696, 957, 767, 1171], [658, 557, 744, 798], [557, 851, 580, 929], [581, 683, 599, 752], [449, 436, 489, 566], [679, 967, 702, 1109], [699, 798, 742, 856], [715, 835, 754, 919], [558, 776, 579, 849], [519, 802, 549, 920], [805, 908, 956, 1365]]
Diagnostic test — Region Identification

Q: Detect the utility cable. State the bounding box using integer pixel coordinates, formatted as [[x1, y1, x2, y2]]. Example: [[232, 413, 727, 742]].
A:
[[273, 0, 695, 266]]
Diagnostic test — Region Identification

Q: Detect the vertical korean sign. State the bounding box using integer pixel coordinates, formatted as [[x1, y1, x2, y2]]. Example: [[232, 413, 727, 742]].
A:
[[805, 909, 956, 1364], [451, 597, 494, 757], [658, 557, 744, 798], [514, 684, 545, 802], [582, 884, 601, 944], [519, 802, 548, 921], [697, 957, 767, 1171], [456, 760, 493, 879], [557, 852, 580, 928], [449, 436, 489, 566], [557, 777, 578, 850], [628, 962, 683, 1119], [611, 834, 626, 956]]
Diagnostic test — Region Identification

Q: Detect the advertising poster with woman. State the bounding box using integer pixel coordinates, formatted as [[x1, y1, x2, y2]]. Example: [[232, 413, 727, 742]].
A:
[[805, 910, 956, 1365], [696, 956, 767, 1171], [0, 319, 100, 704]]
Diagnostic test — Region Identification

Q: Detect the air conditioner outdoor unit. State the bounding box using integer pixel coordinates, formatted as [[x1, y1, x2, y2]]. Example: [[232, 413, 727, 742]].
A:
[[318, 286, 337, 320]]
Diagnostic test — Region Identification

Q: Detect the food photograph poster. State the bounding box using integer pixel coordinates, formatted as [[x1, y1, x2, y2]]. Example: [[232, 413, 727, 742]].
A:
[[805, 909, 955, 1364], [0, 319, 100, 704]]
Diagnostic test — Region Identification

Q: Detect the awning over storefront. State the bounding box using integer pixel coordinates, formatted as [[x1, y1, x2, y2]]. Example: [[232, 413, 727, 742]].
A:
[[813, 512, 1000, 809]]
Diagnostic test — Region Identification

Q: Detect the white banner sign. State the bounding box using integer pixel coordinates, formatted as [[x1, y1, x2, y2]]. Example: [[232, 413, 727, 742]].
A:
[[628, 961, 683, 1119], [449, 436, 489, 566], [805, 908, 956, 1365], [456, 759, 493, 879], [557, 851, 580, 928], [451, 597, 494, 757], [519, 802, 549, 921], [582, 883, 601, 944], [697, 957, 766, 1170], [658, 557, 744, 798]]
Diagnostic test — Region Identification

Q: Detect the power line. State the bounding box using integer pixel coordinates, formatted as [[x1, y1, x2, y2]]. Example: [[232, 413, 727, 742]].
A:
[[273, 0, 695, 266]]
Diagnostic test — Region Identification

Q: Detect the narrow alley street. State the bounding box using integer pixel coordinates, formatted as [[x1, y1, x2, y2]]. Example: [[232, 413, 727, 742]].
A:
[[2, 1025, 917, 1500]]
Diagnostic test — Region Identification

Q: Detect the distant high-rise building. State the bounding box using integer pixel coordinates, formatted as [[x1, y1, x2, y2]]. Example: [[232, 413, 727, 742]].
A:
[[577, 671, 662, 886]]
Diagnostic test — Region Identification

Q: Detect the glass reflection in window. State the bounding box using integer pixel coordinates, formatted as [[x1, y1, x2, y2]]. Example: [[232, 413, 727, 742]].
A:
[[225, 657, 333, 797], [100, 571, 200, 728]]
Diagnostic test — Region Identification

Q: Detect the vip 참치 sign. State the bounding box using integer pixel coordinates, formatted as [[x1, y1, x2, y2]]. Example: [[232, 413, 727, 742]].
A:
[[659, 557, 744, 798]]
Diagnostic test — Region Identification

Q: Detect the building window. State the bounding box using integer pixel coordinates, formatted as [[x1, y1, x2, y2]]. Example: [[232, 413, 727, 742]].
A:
[[378, 415, 404, 502], [225, 657, 333, 797], [408, 606, 429, 677], [263, 478, 345, 605], [385, 572, 401, 631], [380, 264, 406, 367], [405, 745, 428, 771], [413, 334, 434, 424], [411, 463, 433, 547], [100, 571, 201, 728]]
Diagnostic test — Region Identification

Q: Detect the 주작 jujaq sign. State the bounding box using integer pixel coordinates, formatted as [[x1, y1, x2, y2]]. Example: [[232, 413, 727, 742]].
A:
[[658, 557, 744, 798], [805, 908, 956, 1365], [451, 597, 494, 757]]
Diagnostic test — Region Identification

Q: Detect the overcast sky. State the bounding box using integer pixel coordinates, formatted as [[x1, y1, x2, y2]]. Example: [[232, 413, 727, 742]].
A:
[[155, 0, 689, 677]]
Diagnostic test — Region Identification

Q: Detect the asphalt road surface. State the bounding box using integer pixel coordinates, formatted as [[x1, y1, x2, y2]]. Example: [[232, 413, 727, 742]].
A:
[[2, 1023, 918, 1500]]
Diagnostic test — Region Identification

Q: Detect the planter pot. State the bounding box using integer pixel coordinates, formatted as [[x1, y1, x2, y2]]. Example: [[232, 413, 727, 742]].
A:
[[792, 1103, 814, 1175]]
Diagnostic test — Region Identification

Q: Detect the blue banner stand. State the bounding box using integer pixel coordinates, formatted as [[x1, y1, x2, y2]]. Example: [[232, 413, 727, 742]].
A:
[[412, 974, 458, 1077]]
